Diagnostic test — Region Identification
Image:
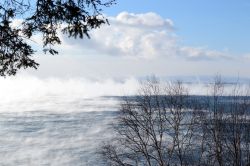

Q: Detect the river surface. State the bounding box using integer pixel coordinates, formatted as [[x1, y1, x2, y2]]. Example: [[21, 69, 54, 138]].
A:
[[0, 97, 119, 166]]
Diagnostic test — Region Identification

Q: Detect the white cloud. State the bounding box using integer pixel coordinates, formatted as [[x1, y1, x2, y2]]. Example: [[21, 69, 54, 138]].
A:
[[179, 47, 230, 60], [9, 12, 239, 61], [59, 12, 229, 60], [10, 19, 23, 28], [243, 54, 250, 59], [14, 12, 250, 78], [115, 12, 174, 28], [60, 12, 177, 59]]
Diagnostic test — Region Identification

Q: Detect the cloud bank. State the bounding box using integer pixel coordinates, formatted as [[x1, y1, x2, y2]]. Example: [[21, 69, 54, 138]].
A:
[[60, 12, 229, 60], [14, 12, 249, 78]]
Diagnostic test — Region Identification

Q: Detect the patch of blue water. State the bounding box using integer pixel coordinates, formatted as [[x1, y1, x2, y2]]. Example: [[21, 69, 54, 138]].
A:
[[0, 110, 117, 166]]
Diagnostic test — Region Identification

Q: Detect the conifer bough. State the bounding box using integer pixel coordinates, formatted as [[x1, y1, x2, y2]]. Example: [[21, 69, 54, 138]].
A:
[[0, 0, 115, 76]]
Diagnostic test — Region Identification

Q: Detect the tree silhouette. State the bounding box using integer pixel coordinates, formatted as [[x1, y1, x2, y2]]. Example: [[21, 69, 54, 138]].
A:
[[100, 77, 250, 166], [0, 0, 115, 76]]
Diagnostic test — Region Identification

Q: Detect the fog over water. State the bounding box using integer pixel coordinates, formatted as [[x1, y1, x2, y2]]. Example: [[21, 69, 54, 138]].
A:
[[0, 75, 247, 165], [0, 76, 135, 165]]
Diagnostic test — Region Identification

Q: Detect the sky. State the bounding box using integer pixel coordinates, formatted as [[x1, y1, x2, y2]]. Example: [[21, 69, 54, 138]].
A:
[[104, 0, 250, 54], [0, 0, 249, 109], [23, 0, 250, 79]]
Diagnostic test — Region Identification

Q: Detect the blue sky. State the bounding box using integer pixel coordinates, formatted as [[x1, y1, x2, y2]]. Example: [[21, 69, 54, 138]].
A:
[[104, 0, 250, 54], [22, 0, 250, 79]]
